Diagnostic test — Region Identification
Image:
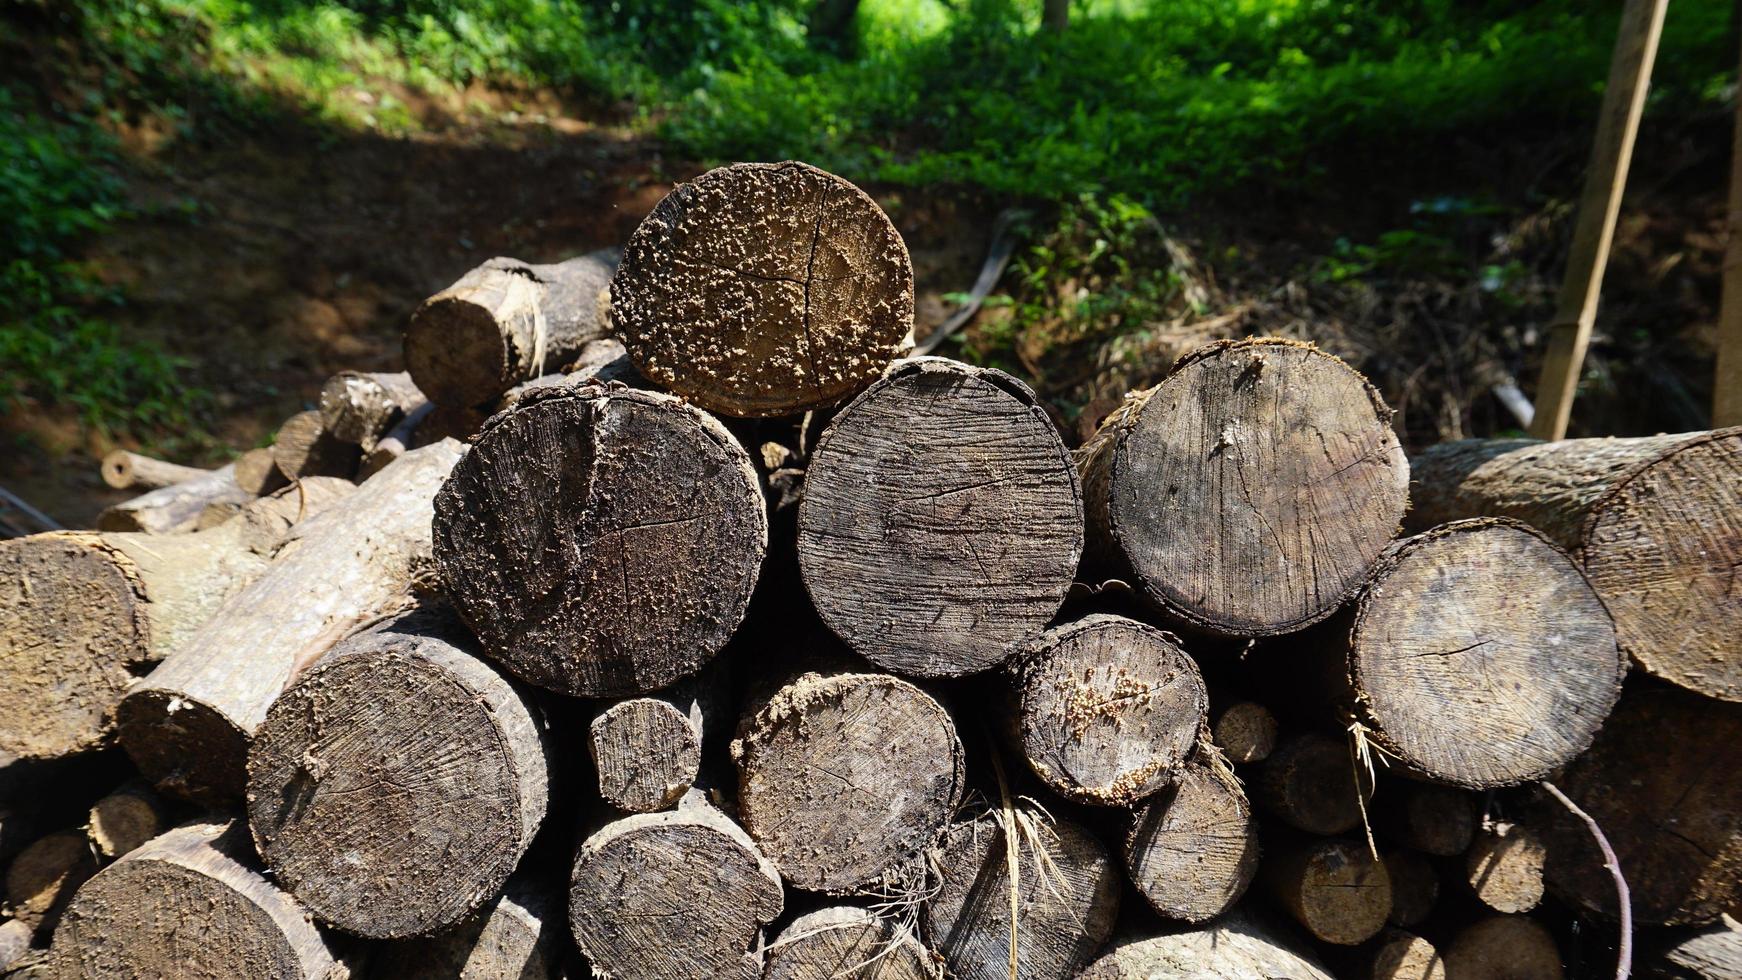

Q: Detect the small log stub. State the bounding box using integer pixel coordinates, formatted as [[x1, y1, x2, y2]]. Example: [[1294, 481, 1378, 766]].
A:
[[232, 447, 287, 496], [1372, 930, 1446, 980], [271, 410, 360, 482], [99, 451, 206, 491], [434, 384, 766, 697], [4, 831, 96, 930], [370, 871, 560, 980], [1442, 916, 1563, 980], [1381, 783, 1477, 857], [1465, 821, 1546, 914], [1080, 918, 1334, 978], [569, 803, 784, 980], [246, 608, 548, 938], [1410, 429, 1742, 701], [1263, 837, 1394, 946], [1213, 701, 1278, 764], [764, 905, 938, 980], [87, 782, 167, 860], [1123, 749, 1259, 922], [1254, 733, 1367, 836], [924, 809, 1121, 980], [1009, 614, 1206, 805], [97, 462, 252, 534], [613, 161, 914, 417], [405, 249, 618, 410], [1384, 851, 1439, 928], [1076, 338, 1408, 636], [733, 672, 964, 894], [319, 370, 427, 452], [1337, 519, 1625, 788], [798, 358, 1082, 677], [1543, 685, 1742, 926], [117, 441, 463, 805], [51, 821, 345, 980], [589, 697, 701, 813]]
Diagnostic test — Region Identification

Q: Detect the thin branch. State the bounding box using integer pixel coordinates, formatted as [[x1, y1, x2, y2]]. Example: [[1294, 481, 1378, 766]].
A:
[[1541, 780, 1631, 980]]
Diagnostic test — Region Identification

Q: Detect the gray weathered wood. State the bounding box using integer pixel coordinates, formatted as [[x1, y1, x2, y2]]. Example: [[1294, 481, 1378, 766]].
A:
[[99, 450, 206, 491], [1653, 918, 1742, 979], [1123, 748, 1259, 923], [370, 870, 561, 979], [319, 370, 427, 452], [764, 905, 938, 980], [0, 920, 28, 974], [97, 462, 252, 534], [1079, 917, 1334, 979]]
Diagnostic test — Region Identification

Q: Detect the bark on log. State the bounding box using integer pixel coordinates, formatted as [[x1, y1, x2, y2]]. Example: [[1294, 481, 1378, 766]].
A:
[[1254, 733, 1367, 836], [797, 358, 1081, 677], [1409, 428, 1742, 701], [99, 450, 206, 491], [568, 802, 784, 980], [1213, 701, 1278, 764], [1542, 685, 1742, 926], [370, 870, 560, 979], [405, 249, 619, 410], [116, 440, 463, 805], [247, 607, 548, 938], [764, 905, 939, 980], [1332, 519, 1625, 788], [319, 370, 426, 452], [1380, 783, 1477, 857], [1465, 821, 1545, 914], [271, 410, 360, 482], [1078, 916, 1334, 979], [0, 920, 28, 974], [1263, 836, 1393, 946], [434, 383, 765, 697], [1123, 748, 1259, 922], [1442, 916, 1562, 980], [3, 831, 95, 931], [1653, 919, 1742, 979], [1384, 850, 1439, 929], [233, 447, 287, 496], [51, 820, 347, 979], [1008, 614, 1206, 805], [1075, 338, 1409, 636], [86, 781, 166, 860], [613, 161, 914, 417], [1372, 930, 1446, 980], [732, 671, 963, 894], [923, 808, 1120, 980], [96, 462, 252, 534]]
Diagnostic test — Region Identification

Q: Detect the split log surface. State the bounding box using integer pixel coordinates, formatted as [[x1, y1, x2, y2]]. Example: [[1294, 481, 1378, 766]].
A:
[[1372, 930, 1445, 980], [99, 450, 205, 491], [1075, 338, 1408, 636], [1263, 836, 1393, 946], [613, 161, 914, 417], [1079, 916, 1334, 979], [1332, 519, 1625, 788], [86, 782, 166, 860], [406, 249, 619, 409], [1465, 821, 1546, 913], [247, 607, 548, 938], [568, 802, 784, 980], [116, 440, 463, 804], [1441, 915, 1562, 980], [4, 831, 95, 930], [1254, 733, 1366, 836], [96, 462, 251, 534], [270, 410, 360, 481], [1214, 701, 1278, 764], [764, 905, 937, 980], [1123, 749, 1259, 922], [370, 870, 559, 980], [51, 821, 346, 980], [434, 384, 765, 697], [319, 370, 426, 451], [1410, 428, 1742, 701], [733, 671, 963, 894]]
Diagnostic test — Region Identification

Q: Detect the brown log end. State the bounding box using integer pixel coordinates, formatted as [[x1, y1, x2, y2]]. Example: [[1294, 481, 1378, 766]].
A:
[[1255, 733, 1368, 836], [1372, 930, 1446, 980], [87, 784, 166, 860], [233, 447, 287, 496], [1264, 837, 1393, 946], [271, 410, 359, 482], [589, 697, 701, 813], [1442, 916, 1562, 980], [1213, 701, 1278, 764], [115, 690, 249, 806], [764, 905, 939, 980], [1080, 918, 1335, 979], [1124, 750, 1259, 922], [1466, 821, 1546, 914], [4, 832, 97, 931]]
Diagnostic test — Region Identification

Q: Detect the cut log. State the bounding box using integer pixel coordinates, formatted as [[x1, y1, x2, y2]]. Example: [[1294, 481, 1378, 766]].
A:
[[613, 161, 914, 417], [1254, 733, 1367, 836], [370, 870, 560, 979], [1381, 783, 1477, 857], [434, 384, 765, 697], [359, 402, 435, 479], [0, 920, 28, 973], [1442, 916, 1562, 980], [405, 249, 619, 409], [1008, 614, 1206, 805], [1372, 930, 1446, 980], [99, 450, 206, 491], [1541, 685, 1742, 926], [319, 370, 427, 451], [51, 820, 346, 979], [1214, 701, 1278, 764], [87, 782, 167, 860], [590, 693, 703, 814], [764, 905, 938, 980], [923, 808, 1121, 980], [96, 462, 252, 534], [270, 410, 360, 481], [1332, 519, 1625, 788], [4, 831, 95, 930], [246, 606, 547, 938], [233, 447, 287, 496], [568, 802, 784, 980], [1466, 821, 1545, 913], [1080, 916, 1334, 979], [1654, 918, 1742, 979], [1263, 836, 1393, 946], [798, 358, 1081, 677], [1075, 338, 1409, 636], [1123, 748, 1259, 922], [1384, 850, 1439, 929], [116, 440, 464, 804], [1410, 429, 1742, 701]]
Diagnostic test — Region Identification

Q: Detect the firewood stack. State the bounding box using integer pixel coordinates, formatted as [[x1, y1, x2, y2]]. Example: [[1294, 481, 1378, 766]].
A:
[[2, 160, 1739, 980]]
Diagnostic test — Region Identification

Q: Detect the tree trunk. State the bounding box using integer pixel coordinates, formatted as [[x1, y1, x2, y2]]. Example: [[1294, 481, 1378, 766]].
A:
[[1254, 733, 1367, 836], [568, 801, 784, 980], [1124, 747, 1259, 922], [1263, 836, 1393, 946], [732, 671, 963, 894], [1409, 428, 1742, 701], [1213, 701, 1277, 764], [1075, 338, 1409, 637], [405, 249, 619, 410], [1654, 918, 1742, 979], [370, 870, 562, 979], [433, 383, 766, 698], [99, 450, 206, 491], [1079, 918, 1334, 979], [246, 604, 547, 939], [1379, 783, 1476, 857], [798, 358, 1081, 677], [115, 440, 463, 805], [51, 821, 348, 979], [1541, 685, 1742, 926], [96, 462, 253, 534], [765, 905, 938, 980], [1441, 916, 1562, 980], [3, 831, 96, 931], [1330, 519, 1625, 788], [1465, 821, 1545, 913], [1372, 930, 1445, 980], [1007, 613, 1205, 805], [923, 807, 1121, 980], [86, 781, 166, 860], [232, 446, 286, 496], [271, 410, 360, 482], [1383, 850, 1438, 928], [612, 161, 914, 418], [319, 370, 427, 453]]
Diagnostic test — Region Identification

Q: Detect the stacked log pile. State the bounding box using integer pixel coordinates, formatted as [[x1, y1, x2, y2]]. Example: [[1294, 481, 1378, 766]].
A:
[[2, 159, 1738, 979]]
